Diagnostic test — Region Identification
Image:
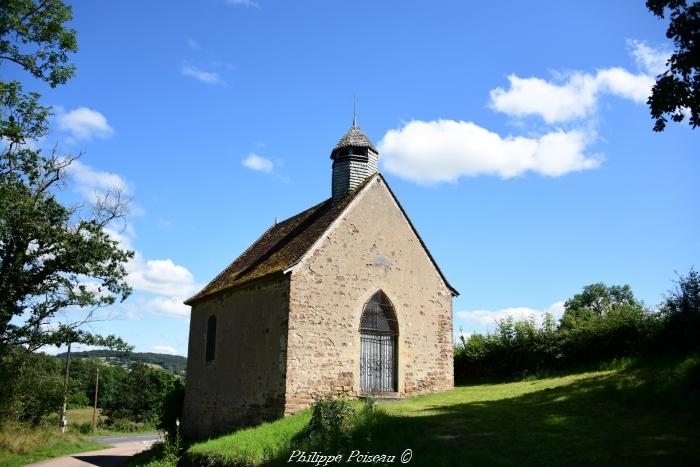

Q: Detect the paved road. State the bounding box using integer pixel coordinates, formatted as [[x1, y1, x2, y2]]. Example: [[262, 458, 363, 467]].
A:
[[92, 433, 162, 445], [25, 434, 162, 467]]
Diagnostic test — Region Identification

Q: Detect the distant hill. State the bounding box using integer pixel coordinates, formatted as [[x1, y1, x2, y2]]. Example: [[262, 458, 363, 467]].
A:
[[57, 350, 187, 375]]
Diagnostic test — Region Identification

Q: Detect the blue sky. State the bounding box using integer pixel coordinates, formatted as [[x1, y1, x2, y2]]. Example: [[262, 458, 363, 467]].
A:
[[9, 0, 697, 356]]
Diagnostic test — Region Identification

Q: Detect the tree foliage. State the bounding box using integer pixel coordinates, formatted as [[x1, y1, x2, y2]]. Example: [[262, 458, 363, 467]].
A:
[[662, 267, 700, 316], [158, 378, 185, 438], [101, 362, 179, 425], [659, 268, 700, 350], [559, 283, 643, 330], [0, 347, 63, 424], [0, 350, 185, 427], [0, 0, 133, 357], [453, 275, 700, 383], [646, 0, 700, 131], [0, 0, 78, 87]]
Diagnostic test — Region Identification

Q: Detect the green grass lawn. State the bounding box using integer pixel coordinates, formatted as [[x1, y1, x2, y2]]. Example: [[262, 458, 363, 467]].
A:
[[138, 352, 699, 467]]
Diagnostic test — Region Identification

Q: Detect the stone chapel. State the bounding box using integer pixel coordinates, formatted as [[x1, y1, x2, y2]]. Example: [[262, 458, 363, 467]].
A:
[[182, 118, 458, 439]]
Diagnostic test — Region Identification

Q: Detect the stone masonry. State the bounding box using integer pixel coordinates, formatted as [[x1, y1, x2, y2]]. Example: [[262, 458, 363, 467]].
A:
[[182, 278, 289, 438], [284, 176, 453, 413]]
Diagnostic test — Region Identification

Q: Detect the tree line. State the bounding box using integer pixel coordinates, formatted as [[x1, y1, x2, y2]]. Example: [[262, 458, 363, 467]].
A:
[[454, 269, 700, 382], [56, 350, 187, 376], [0, 352, 184, 432]]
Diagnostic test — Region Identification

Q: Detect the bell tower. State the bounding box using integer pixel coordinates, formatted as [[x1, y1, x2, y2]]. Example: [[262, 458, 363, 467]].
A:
[[330, 114, 378, 202]]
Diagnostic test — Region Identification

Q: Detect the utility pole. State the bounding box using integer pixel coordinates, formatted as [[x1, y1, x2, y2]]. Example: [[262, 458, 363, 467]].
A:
[[60, 342, 72, 433], [92, 368, 100, 433]]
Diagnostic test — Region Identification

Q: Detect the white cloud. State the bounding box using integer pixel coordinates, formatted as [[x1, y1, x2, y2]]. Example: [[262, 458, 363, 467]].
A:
[[226, 0, 260, 8], [242, 153, 274, 172], [40, 343, 103, 355], [142, 296, 190, 317], [628, 39, 670, 76], [596, 67, 655, 103], [67, 159, 129, 203], [127, 254, 199, 297], [490, 73, 598, 123], [181, 65, 225, 85], [456, 301, 565, 333], [384, 43, 672, 186], [116, 294, 191, 321], [379, 119, 601, 183], [489, 68, 653, 124], [58, 107, 114, 140], [146, 345, 179, 355]]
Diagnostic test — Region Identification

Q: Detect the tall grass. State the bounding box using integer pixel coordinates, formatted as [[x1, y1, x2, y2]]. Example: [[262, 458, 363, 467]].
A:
[[0, 423, 104, 467]]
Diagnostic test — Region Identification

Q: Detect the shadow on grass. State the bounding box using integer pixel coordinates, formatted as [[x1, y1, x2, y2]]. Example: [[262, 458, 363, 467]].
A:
[[264, 358, 700, 467], [176, 354, 699, 467]]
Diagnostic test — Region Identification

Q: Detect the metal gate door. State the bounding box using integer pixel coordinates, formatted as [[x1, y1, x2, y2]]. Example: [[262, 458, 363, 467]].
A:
[[359, 291, 398, 392], [360, 334, 396, 392]]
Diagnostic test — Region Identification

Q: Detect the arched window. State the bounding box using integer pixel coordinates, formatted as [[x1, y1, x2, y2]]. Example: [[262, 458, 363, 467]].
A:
[[359, 291, 398, 392], [206, 315, 216, 362]]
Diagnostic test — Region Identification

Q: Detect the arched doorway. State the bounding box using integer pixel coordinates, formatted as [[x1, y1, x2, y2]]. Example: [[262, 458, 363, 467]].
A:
[[359, 291, 398, 392]]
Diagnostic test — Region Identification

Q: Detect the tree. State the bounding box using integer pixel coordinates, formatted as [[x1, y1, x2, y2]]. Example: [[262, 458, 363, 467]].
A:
[[158, 377, 185, 439], [559, 283, 643, 330], [646, 0, 700, 131], [662, 268, 700, 316], [0, 0, 78, 87], [0, 347, 64, 424], [102, 362, 178, 425], [0, 0, 133, 358], [660, 268, 700, 349]]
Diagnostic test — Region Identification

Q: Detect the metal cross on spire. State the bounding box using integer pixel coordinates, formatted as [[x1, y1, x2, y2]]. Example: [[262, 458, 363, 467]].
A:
[[352, 95, 358, 127]]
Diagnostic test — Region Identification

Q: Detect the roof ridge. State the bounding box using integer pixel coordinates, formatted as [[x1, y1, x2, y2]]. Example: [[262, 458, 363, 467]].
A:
[[184, 201, 327, 305], [231, 199, 333, 280], [183, 223, 276, 305], [185, 176, 379, 305], [281, 173, 378, 273], [376, 173, 459, 296]]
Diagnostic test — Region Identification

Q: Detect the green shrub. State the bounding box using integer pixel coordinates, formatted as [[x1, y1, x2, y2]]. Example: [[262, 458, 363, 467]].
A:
[[0, 350, 64, 425], [157, 378, 184, 441], [302, 395, 355, 451], [107, 418, 144, 432], [67, 421, 93, 434], [455, 282, 664, 382]]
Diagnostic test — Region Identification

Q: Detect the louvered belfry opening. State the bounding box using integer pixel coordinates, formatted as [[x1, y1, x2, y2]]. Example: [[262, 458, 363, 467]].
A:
[[360, 291, 398, 392], [331, 120, 378, 202]]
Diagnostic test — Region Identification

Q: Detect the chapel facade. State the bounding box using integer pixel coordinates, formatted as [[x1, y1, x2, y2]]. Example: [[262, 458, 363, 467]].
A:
[[182, 118, 457, 439]]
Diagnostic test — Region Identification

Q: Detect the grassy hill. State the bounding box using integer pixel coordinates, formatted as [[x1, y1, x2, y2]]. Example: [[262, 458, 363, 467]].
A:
[[56, 350, 187, 375], [133, 351, 699, 467]]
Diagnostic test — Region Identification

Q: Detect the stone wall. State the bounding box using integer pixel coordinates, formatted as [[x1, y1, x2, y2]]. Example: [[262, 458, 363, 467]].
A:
[[285, 176, 453, 414], [182, 277, 289, 439]]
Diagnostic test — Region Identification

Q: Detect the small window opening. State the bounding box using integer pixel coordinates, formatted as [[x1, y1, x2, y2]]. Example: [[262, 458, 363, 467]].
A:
[[206, 315, 216, 362]]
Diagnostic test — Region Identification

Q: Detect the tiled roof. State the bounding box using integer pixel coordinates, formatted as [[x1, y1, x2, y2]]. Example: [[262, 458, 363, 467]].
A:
[[185, 174, 458, 305], [184, 176, 377, 305], [333, 124, 377, 152]]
